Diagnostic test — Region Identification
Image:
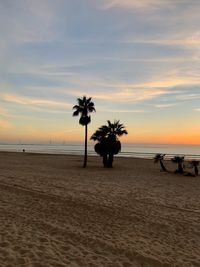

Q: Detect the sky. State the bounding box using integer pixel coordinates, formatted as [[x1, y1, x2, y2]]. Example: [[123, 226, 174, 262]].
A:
[[1, 0, 200, 144]]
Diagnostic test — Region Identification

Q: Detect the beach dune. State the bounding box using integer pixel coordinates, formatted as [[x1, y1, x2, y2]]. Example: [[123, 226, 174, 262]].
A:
[[0, 152, 200, 267]]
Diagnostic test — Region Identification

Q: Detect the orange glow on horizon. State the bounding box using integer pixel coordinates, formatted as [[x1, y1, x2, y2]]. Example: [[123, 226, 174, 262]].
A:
[[123, 133, 200, 146], [1, 122, 200, 145]]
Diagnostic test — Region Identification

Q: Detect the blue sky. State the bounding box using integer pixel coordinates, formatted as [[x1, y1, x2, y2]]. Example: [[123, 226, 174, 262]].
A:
[[1, 0, 200, 144]]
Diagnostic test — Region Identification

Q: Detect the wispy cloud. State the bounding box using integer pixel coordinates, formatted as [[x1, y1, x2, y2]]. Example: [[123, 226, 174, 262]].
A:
[[65, 86, 172, 103], [9, 61, 200, 92], [101, 0, 178, 10], [62, 74, 200, 103], [154, 103, 177, 108], [176, 93, 200, 101], [98, 107, 145, 113], [0, 93, 71, 109], [121, 33, 200, 50]]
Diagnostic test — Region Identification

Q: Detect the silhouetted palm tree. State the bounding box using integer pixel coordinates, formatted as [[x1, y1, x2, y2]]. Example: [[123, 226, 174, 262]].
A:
[[189, 160, 199, 176], [91, 120, 128, 167], [73, 96, 95, 167], [154, 154, 167, 172], [171, 156, 184, 174]]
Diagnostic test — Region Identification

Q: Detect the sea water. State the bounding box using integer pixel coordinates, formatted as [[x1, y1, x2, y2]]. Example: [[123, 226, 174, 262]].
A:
[[0, 143, 200, 159]]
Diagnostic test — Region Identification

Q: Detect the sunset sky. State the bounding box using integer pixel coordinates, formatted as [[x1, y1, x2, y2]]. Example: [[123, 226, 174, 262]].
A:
[[1, 0, 200, 144]]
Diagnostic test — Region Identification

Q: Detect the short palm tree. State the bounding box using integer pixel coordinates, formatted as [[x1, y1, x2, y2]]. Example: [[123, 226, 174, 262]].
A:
[[91, 120, 128, 167], [171, 156, 184, 174], [189, 161, 199, 176], [73, 96, 95, 167], [154, 154, 167, 172]]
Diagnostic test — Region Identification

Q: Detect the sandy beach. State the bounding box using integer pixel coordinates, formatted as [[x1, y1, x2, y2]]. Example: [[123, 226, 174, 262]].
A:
[[0, 152, 200, 267]]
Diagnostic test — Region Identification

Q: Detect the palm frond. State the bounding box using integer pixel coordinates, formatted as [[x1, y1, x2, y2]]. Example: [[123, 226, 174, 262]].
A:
[[77, 98, 84, 106], [91, 120, 128, 143], [88, 106, 96, 112], [73, 96, 95, 124], [86, 97, 92, 104], [154, 153, 165, 162], [72, 110, 79, 116], [171, 156, 184, 163]]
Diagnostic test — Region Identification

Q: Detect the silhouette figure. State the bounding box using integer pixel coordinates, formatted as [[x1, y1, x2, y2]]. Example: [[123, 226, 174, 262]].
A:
[[73, 96, 95, 168], [91, 120, 128, 168]]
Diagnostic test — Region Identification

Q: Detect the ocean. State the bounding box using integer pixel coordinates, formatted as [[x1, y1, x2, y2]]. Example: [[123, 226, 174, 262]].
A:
[[0, 143, 200, 159]]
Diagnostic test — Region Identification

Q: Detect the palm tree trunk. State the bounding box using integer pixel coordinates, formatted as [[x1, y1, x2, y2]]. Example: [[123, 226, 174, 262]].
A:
[[194, 166, 198, 176], [108, 154, 114, 168], [178, 163, 183, 174], [160, 160, 167, 172], [83, 124, 87, 168], [103, 154, 108, 167]]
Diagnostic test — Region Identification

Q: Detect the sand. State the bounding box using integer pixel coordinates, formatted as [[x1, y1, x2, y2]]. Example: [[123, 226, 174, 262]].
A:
[[0, 152, 200, 267]]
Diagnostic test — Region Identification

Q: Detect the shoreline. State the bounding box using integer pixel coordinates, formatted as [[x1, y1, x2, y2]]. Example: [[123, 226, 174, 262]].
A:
[[0, 150, 200, 161]]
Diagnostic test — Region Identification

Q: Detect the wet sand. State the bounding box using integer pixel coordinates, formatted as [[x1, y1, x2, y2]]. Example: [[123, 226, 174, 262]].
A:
[[0, 152, 200, 267]]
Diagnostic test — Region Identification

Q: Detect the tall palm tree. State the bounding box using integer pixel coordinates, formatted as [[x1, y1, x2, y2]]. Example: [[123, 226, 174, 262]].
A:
[[73, 96, 95, 167], [91, 120, 128, 167], [171, 156, 184, 174], [154, 154, 167, 172]]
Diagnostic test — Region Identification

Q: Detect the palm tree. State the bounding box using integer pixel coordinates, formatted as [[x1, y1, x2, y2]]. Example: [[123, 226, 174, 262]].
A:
[[171, 156, 184, 174], [73, 96, 95, 167], [189, 161, 199, 176], [154, 154, 167, 172], [91, 120, 128, 167]]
